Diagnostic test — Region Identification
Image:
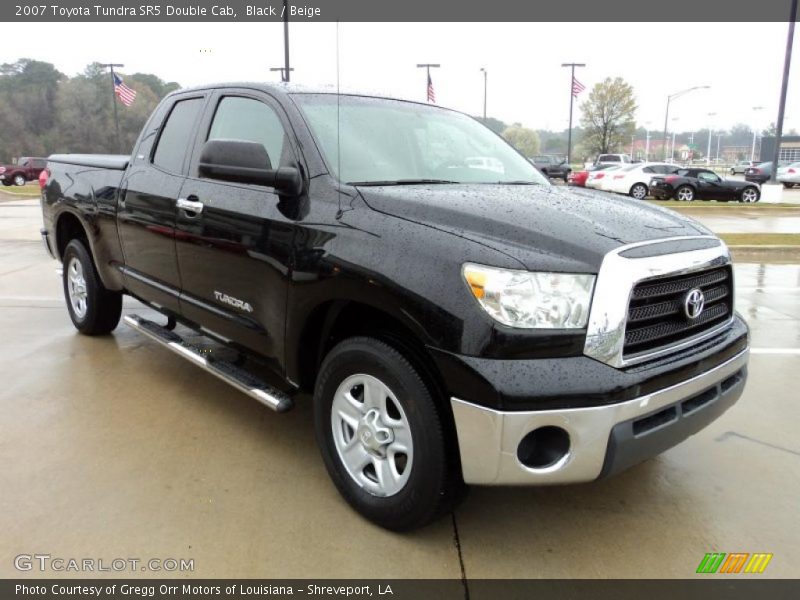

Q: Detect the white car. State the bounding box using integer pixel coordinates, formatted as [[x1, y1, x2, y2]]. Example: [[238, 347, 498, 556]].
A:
[[604, 163, 682, 199], [777, 162, 800, 188], [585, 165, 621, 190], [465, 156, 505, 174]]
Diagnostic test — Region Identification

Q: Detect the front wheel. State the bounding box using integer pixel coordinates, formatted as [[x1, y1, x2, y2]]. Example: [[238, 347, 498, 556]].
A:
[[314, 337, 461, 531], [730, 168, 736, 175], [62, 239, 122, 335], [740, 187, 760, 203], [784, 182, 796, 189], [13, 174, 26, 186], [676, 185, 695, 201]]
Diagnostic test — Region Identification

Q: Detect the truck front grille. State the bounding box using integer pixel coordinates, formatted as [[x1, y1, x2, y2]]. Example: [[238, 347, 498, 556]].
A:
[[623, 266, 733, 358]]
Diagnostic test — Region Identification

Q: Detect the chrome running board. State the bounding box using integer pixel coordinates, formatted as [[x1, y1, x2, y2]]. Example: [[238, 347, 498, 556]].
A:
[[123, 314, 293, 413]]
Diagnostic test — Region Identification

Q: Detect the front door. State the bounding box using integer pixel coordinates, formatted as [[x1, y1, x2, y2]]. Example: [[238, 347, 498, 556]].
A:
[[175, 92, 300, 371], [118, 95, 206, 312]]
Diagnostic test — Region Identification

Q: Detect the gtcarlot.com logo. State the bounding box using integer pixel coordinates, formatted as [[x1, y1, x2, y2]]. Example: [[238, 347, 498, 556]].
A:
[[14, 554, 194, 573], [696, 552, 773, 574]]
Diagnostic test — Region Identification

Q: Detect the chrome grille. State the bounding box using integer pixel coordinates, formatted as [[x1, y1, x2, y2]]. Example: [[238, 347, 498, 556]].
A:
[[623, 266, 733, 358]]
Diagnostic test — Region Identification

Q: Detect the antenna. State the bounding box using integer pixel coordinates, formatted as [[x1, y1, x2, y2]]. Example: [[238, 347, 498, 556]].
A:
[[336, 20, 343, 218]]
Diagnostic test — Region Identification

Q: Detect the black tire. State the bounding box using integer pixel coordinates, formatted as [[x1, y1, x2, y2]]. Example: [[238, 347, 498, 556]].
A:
[[730, 168, 735, 175], [13, 173, 26, 186], [1, 180, 12, 187], [784, 182, 795, 189], [739, 187, 760, 203], [62, 239, 122, 335], [675, 185, 695, 201], [629, 183, 648, 200], [314, 336, 462, 531]]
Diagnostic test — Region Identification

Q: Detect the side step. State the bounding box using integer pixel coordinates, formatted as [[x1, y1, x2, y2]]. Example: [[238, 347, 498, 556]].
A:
[[123, 314, 294, 413]]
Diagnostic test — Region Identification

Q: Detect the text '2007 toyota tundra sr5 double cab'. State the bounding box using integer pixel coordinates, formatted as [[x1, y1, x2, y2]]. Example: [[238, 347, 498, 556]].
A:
[[40, 83, 749, 531]]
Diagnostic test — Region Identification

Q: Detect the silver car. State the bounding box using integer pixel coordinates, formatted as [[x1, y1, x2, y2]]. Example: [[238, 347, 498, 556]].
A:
[[777, 162, 800, 188], [730, 160, 760, 175]]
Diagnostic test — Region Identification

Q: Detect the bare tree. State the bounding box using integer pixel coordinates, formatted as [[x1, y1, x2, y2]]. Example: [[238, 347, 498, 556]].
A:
[[579, 77, 637, 155]]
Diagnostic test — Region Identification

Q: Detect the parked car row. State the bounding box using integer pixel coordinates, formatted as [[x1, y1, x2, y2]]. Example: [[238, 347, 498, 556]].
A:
[[0, 157, 46, 186], [572, 161, 761, 202]]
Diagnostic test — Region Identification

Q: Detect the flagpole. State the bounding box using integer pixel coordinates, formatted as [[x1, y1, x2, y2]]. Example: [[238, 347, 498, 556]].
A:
[[416, 63, 440, 102], [561, 62, 585, 166], [100, 63, 125, 154]]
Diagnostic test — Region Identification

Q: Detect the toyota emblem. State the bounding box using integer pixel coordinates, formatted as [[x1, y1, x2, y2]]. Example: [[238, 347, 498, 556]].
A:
[[684, 288, 705, 320]]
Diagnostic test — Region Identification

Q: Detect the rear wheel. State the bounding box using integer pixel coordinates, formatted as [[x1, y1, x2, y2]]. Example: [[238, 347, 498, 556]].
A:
[[740, 187, 760, 203], [784, 182, 796, 189], [629, 183, 648, 200], [676, 185, 695, 201], [1, 180, 12, 187], [13, 173, 25, 186], [730, 168, 736, 175], [314, 336, 461, 531], [62, 239, 122, 335]]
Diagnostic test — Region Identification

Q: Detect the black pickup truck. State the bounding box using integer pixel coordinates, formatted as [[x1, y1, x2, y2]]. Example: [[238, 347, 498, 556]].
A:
[[40, 83, 749, 531]]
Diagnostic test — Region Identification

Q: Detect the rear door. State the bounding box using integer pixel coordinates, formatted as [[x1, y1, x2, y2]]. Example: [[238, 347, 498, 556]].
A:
[[174, 89, 301, 369], [117, 94, 207, 312]]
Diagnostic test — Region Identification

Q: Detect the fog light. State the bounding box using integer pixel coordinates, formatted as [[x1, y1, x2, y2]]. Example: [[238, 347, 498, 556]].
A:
[[517, 426, 570, 469]]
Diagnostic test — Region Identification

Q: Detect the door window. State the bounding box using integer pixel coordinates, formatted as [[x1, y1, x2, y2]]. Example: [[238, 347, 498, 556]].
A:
[[208, 97, 290, 168], [153, 98, 204, 173]]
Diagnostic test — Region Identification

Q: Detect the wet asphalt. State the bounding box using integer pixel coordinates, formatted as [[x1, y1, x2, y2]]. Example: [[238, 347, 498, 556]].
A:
[[1, 197, 798, 579]]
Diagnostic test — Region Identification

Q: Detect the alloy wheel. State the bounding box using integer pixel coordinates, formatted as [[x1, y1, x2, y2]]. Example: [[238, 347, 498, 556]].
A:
[[67, 257, 88, 319]]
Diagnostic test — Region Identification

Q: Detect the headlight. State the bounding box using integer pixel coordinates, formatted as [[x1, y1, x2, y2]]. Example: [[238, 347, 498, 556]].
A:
[[462, 263, 595, 329]]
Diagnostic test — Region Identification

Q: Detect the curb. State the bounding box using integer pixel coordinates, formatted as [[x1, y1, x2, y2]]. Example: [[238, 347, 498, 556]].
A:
[[729, 245, 800, 264]]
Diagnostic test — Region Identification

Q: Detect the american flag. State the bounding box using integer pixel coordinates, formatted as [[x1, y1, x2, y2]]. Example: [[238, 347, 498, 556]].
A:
[[427, 72, 436, 103], [572, 76, 586, 98], [113, 74, 137, 106]]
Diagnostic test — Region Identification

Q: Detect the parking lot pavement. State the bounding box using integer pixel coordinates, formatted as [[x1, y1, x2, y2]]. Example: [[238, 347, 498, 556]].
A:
[[1, 198, 798, 579]]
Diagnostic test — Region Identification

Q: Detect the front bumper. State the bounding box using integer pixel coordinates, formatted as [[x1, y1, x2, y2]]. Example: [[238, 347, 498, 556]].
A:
[[450, 347, 748, 485]]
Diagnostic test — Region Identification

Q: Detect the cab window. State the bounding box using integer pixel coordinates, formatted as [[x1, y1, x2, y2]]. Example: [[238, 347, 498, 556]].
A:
[[153, 98, 204, 173]]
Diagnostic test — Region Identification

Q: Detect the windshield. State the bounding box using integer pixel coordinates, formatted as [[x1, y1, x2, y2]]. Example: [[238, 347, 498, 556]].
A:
[[292, 94, 549, 186]]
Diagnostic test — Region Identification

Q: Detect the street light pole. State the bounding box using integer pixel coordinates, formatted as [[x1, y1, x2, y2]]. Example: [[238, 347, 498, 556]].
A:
[[270, 67, 294, 82], [283, 0, 290, 82], [99, 63, 124, 154], [706, 112, 716, 165], [770, 0, 797, 183], [662, 85, 710, 161], [750, 106, 765, 162], [480, 68, 487, 119], [561, 62, 586, 166]]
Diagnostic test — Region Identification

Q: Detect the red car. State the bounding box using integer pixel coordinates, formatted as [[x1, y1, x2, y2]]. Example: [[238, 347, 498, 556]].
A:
[[0, 157, 47, 187], [568, 164, 610, 187]]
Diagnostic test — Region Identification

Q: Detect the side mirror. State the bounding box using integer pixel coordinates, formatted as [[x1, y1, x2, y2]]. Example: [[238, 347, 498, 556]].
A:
[[198, 139, 303, 196]]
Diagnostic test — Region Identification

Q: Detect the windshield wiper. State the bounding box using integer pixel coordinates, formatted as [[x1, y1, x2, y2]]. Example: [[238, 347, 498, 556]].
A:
[[493, 180, 543, 185], [347, 179, 460, 186]]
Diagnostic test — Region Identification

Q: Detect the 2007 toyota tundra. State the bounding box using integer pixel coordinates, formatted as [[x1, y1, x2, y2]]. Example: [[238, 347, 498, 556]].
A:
[[39, 83, 749, 530]]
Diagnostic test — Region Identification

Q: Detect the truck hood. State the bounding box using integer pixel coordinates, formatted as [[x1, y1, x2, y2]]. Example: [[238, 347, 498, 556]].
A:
[[357, 183, 713, 272]]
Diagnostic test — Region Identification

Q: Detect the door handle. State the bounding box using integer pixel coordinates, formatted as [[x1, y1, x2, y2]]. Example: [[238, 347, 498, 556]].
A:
[[177, 197, 204, 215]]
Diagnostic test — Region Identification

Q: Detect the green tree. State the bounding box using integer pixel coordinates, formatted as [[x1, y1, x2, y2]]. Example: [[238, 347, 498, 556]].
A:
[[579, 77, 637, 155], [502, 124, 540, 157]]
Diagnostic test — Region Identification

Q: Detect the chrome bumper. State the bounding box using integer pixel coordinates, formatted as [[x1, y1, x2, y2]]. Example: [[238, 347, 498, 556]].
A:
[[451, 348, 748, 485]]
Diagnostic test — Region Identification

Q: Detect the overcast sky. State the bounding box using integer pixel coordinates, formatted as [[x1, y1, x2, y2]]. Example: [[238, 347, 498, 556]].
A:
[[2, 22, 797, 134]]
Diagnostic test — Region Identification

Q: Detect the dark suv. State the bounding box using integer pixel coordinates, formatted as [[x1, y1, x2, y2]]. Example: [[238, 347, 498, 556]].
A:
[[530, 155, 571, 181]]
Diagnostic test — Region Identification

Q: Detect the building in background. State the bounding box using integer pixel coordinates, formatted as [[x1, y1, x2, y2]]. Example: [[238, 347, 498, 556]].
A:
[[760, 136, 800, 163]]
